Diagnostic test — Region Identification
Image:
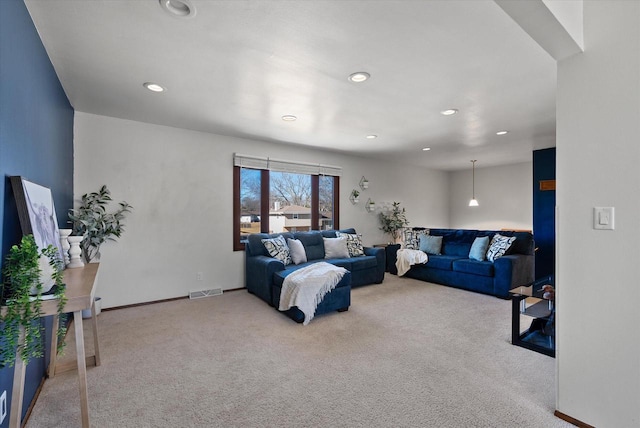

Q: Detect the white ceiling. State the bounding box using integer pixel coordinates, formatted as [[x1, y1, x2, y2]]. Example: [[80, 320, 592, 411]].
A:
[[25, 0, 557, 171]]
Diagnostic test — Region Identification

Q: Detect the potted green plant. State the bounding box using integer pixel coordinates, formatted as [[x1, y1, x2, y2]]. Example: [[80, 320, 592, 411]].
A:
[[378, 201, 409, 243], [68, 185, 133, 262], [0, 234, 67, 367]]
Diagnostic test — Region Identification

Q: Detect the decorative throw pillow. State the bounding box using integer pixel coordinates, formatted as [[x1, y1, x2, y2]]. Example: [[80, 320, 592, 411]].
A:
[[418, 235, 442, 255], [336, 231, 365, 257], [323, 237, 350, 259], [486, 234, 516, 262], [469, 236, 490, 261], [403, 228, 428, 250], [286, 238, 307, 265], [261, 235, 292, 265]]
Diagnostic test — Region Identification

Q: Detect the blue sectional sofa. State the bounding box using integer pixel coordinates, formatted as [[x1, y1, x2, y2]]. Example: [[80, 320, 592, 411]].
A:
[[245, 228, 385, 322], [388, 229, 534, 298]]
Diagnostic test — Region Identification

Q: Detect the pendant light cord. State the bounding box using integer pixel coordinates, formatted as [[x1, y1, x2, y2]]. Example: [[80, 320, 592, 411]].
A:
[[471, 160, 476, 199]]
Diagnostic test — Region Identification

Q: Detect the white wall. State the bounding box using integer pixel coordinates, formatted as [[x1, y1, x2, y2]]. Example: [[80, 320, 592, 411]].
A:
[[74, 112, 449, 308], [542, 0, 584, 50], [556, 1, 640, 426], [448, 162, 533, 230]]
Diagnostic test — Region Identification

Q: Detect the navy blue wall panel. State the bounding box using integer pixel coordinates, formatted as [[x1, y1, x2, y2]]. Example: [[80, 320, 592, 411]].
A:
[[0, 0, 74, 424], [533, 148, 556, 280]]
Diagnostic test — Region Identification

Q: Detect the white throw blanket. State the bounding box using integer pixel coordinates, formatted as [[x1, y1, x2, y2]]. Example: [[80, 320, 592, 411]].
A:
[[279, 262, 347, 325], [396, 249, 429, 277]]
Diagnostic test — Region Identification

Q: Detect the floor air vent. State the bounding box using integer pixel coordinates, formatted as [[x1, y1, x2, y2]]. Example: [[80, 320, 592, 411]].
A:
[[189, 288, 223, 299]]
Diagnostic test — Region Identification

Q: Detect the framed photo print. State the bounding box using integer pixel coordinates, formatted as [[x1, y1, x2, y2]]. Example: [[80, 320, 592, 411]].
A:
[[10, 176, 65, 264]]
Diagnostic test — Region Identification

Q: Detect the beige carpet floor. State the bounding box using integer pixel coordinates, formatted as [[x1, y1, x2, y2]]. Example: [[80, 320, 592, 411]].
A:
[[26, 275, 570, 428]]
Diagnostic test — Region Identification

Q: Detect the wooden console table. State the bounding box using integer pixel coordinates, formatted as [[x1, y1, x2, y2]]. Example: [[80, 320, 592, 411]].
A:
[[5, 263, 101, 428]]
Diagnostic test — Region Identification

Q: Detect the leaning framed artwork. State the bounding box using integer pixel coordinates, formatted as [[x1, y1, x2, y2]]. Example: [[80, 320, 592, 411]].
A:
[[10, 176, 65, 263]]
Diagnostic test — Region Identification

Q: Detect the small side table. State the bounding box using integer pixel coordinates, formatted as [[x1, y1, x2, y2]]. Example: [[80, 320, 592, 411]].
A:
[[509, 281, 555, 357], [373, 244, 391, 272], [6, 263, 101, 428], [379, 244, 401, 274]]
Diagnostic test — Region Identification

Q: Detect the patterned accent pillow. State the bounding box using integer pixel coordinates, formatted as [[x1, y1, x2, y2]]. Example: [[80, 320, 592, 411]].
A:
[[486, 234, 516, 262], [336, 232, 364, 257], [261, 235, 292, 265], [403, 228, 429, 250], [286, 238, 307, 265]]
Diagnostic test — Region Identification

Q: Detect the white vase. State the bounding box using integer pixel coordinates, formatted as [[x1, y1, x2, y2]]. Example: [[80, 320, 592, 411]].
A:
[[59, 229, 72, 266], [29, 255, 57, 295], [67, 235, 85, 268]]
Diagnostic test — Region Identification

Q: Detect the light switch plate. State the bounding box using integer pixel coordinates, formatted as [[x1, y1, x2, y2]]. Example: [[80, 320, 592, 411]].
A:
[[594, 207, 615, 230]]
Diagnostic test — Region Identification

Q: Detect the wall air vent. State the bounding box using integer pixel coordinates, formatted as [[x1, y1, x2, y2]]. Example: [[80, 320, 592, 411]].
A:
[[189, 288, 223, 299]]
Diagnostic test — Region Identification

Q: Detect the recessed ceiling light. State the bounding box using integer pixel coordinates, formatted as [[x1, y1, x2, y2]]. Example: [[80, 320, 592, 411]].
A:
[[365, 135, 377, 139], [281, 115, 297, 121], [440, 109, 458, 116], [159, 0, 196, 17], [496, 130, 509, 135], [348, 72, 370, 83], [143, 82, 165, 92], [422, 147, 431, 151]]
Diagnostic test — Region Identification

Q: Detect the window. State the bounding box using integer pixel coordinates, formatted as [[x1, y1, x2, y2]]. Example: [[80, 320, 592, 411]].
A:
[[319, 175, 335, 230], [238, 168, 262, 242], [233, 154, 341, 251]]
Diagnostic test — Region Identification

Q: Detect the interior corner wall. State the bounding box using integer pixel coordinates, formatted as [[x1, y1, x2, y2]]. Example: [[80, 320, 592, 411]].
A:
[[447, 162, 533, 231], [72, 112, 449, 309], [0, 0, 74, 425], [556, 1, 640, 426]]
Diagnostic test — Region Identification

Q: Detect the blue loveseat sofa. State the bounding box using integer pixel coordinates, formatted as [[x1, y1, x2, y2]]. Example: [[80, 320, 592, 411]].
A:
[[388, 229, 534, 298], [245, 228, 385, 322]]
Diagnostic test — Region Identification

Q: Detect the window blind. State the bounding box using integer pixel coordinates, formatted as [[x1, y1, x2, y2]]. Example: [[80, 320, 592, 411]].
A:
[[233, 153, 342, 177]]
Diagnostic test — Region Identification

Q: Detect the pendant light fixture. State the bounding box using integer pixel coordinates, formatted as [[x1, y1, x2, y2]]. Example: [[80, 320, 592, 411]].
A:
[[469, 160, 479, 207]]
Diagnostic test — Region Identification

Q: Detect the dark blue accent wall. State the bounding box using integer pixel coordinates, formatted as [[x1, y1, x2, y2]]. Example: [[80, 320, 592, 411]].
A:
[[0, 0, 74, 425], [533, 148, 556, 280]]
